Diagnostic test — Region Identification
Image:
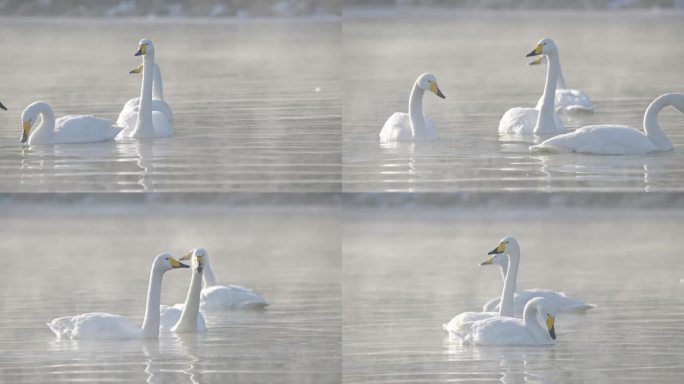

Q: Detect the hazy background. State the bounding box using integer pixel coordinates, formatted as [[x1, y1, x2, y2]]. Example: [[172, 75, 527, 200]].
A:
[[344, 0, 684, 10]]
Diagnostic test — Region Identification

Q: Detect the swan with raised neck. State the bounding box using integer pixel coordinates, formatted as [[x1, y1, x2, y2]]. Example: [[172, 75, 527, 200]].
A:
[[172, 248, 207, 333], [526, 38, 564, 134], [131, 38, 156, 139]]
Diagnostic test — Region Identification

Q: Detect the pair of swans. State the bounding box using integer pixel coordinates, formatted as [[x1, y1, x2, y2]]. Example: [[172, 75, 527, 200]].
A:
[[20, 38, 172, 145], [444, 237, 591, 346]]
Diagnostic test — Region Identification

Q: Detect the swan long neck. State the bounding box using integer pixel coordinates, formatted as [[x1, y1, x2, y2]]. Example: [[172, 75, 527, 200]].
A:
[[643, 94, 675, 151], [141, 268, 163, 338], [522, 301, 549, 341], [133, 51, 156, 138], [30, 103, 56, 143], [498, 250, 519, 317], [497, 257, 516, 292], [535, 52, 560, 134], [174, 266, 203, 332], [153, 63, 164, 100], [556, 56, 567, 89], [408, 82, 426, 138], [202, 260, 216, 288]]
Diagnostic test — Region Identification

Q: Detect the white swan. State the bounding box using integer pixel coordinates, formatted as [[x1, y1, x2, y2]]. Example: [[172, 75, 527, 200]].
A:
[[117, 62, 173, 134], [529, 56, 594, 114], [454, 297, 557, 346], [47, 254, 189, 339], [531, 93, 684, 155], [443, 237, 520, 333], [160, 248, 208, 333], [498, 38, 565, 135], [121, 38, 172, 139], [480, 252, 594, 316], [20, 101, 121, 145], [379, 73, 446, 142]]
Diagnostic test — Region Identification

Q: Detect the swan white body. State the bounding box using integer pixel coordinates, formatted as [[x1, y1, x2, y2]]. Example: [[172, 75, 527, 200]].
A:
[[531, 93, 684, 155], [47, 254, 189, 339], [160, 249, 207, 333], [118, 62, 173, 135], [499, 38, 565, 135], [20, 102, 121, 145], [455, 297, 558, 346], [122, 39, 172, 139], [443, 237, 520, 333], [379, 73, 445, 142], [531, 56, 593, 114], [481, 252, 594, 316], [173, 249, 269, 312]]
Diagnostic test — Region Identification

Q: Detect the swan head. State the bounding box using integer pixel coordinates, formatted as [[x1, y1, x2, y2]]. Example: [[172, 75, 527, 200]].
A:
[[487, 236, 520, 257], [180, 248, 206, 274], [153, 253, 190, 272], [416, 73, 445, 99], [135, 38, 155, 57], [527, 297, 557, 340], [479, 252, 507, 267], [526, 38, 558, 58], [20, 101, 49, 144]]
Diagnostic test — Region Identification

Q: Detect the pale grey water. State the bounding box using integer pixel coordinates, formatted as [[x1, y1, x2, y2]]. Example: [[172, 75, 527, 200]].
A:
[[342, 196, 684, 383], [0, 195, 340, 383], [0, 18, 340, 192], [343, 12, 684, 192]]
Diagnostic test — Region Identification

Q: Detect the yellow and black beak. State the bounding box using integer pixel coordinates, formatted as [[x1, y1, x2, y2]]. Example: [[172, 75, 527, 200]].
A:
[[546, 315, 556, 340], [526, 43, 544, 57], [429, 81, 446, 99], [169, 257, 190, 269], [480, 255, 496, 266], [0, 101, 6, 111], [528, 56, 544, 66], [487, 242, 505, 255], [21, 121, 31, 144], [179, 251, 204, 273], [134, 44, 148, 57], [129, 64, 143, 74]]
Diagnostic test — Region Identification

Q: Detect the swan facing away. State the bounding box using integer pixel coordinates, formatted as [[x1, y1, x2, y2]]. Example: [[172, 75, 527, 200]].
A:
[[117, 62, 173, 135], [498, 38, 565, 135], [47, 254, 189, 339], [379, 73, 446, 142], [160, 248, 208, 333], [529, 56, 594, 114], [119, 39, 172, 139], [531, 93, 684, 155], [455, 297, 558, 346], [480, 252, 594, 316], [443, 237, 521, 333], [21, 102, 121, 145]]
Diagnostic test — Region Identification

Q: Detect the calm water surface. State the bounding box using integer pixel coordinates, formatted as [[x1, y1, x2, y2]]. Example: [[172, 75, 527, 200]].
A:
[[343, 197, 684, 383], [0, 196, 340, 383], [0, 18, 340, 192], [343, 12, 684, 192]]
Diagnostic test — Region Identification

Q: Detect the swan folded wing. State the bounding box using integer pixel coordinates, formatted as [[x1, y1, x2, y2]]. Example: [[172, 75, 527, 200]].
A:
[[530, 124, 657, 155], [47, 312, 141, 339], [159, 305, 181, 332], [463, 317, 540, 346], [151, 110, 173, 137], [486, 290, 594, 315], [555, 89, 593, 113], [443, 311, 497, 333], [201, 285, 269, 310], [380, 112, 412, 142], [118, 98, 173, 134], [55, 115, 122, 143], [498, 107, 538, 134]]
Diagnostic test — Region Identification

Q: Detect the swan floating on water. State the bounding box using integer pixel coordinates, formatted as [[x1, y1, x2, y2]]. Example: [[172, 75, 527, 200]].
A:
[[531, 93, 684, 155], [117, 62, 173, 134], [498, 38, 565, 135], [160, 248, 208, 333], [443, 237, 521, 333], [47, 254, 189, 339], [171, 249, 269, 312], [480, 251, 594, 316], [21, 101, 121, 145], [529, 56, 594, 114], [453, 297, 558, 346], [379, 73, 445, 142], [120, 38, 172, 139]]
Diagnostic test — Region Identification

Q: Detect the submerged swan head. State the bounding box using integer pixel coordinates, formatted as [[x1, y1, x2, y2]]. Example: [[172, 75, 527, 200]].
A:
[[135, 38, 155, 57], [20, 101, 50, 143], [180, 248, 206, 273], [416, 73, 446, 99], [527, 297, 557, 340], [487, 236, 520, 258], [526, 38, 558, 58], [153, 253, 190, 272]]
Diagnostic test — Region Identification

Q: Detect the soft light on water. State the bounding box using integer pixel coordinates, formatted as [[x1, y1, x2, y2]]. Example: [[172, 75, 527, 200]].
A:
[[0, 19, 341, 192], [343, 12, 684, 192]]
